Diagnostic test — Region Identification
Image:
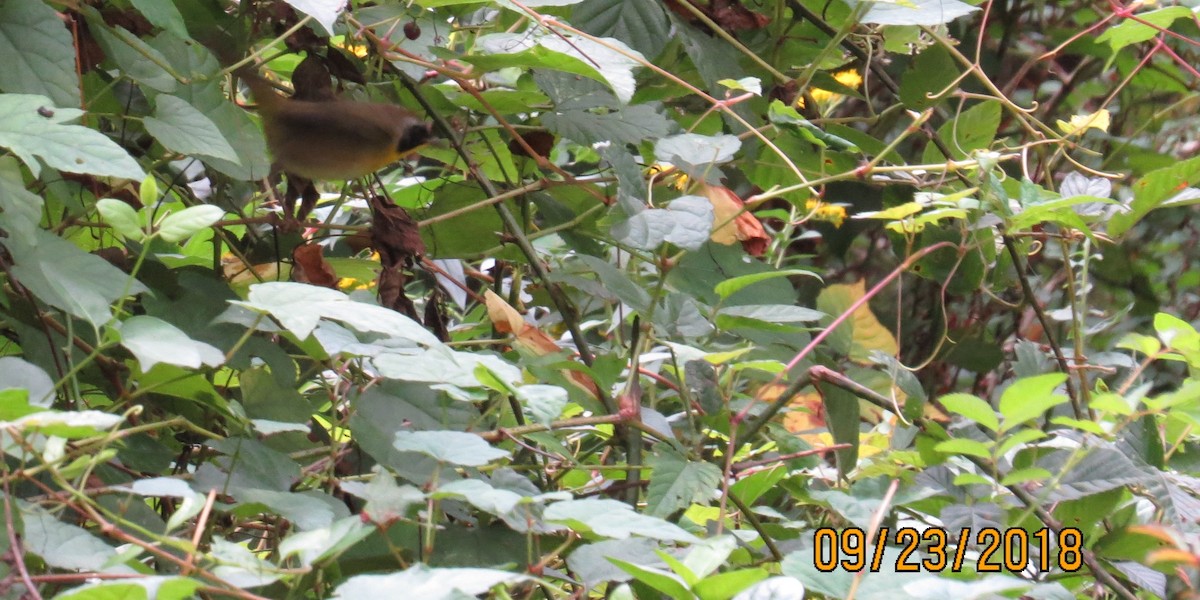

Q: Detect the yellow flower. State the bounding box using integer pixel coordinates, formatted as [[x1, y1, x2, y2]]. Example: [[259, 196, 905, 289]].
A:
[[805, 198, 848, 227], [647, 163, 690, 190], [797, 69, 863, 110]]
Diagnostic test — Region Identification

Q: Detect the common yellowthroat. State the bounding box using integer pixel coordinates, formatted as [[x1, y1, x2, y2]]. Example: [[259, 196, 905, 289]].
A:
[[237, 68, 433, 181]]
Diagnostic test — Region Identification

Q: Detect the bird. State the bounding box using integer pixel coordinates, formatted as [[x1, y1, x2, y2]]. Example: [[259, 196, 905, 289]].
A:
[[236, 66, 433, 181]]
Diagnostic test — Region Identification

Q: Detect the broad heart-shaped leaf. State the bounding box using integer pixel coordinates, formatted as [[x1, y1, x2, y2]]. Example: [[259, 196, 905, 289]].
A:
[[644, 445, 722, 518], [0, 94, 145, 180], [998, 373, 1069, 431], [144, 95, 239, 163], [6, 228, 148, 326], [209, 537, 283, 588], [0, 0, 80, 108], [278, 516, 372, 568], [655, 134, 741, 170], [718, 304, 825, 323], [0, 162, 43, 238], [372, 348, 521, 388], [855, 0, 979, 25], [782, 544, 934, 600], [815, 280, 899, 363], [394, 430, 511, 466], [471, 32, 643, 103], [922, 100, 1001, 163], [54, 577, 200, 600], [282, 0, 345, 34], [516, 384, 569, 426], [542, 103, 673, 146], [568, 539, 666, 591], [20, 501, 136, 573], [607, 558, 692, 599], [1096, 6, 1191, 51], [732, 577, 806, 600], [0, 357, 53, 407], [82, 8, 176, 93], [614, 195, 713, 251], [1109, 154, 1200, 237], [544, 498, 700, 543], [156, 204, 226, 242], [333, 565, 528, 599], [116, 315, 226, 373], [129, 0, 189, 39], [572, 0, 671, 60], [237, 282, 441, 344], [899, 43, 957, 111]]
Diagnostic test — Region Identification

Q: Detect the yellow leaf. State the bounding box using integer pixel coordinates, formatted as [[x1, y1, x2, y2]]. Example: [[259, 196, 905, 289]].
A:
[[816, 280, 899, 363], [1056, 109, 1110, 135]]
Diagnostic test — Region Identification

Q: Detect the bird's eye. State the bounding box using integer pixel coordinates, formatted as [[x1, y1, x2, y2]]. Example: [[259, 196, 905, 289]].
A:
[[398, 122, 433, 153]]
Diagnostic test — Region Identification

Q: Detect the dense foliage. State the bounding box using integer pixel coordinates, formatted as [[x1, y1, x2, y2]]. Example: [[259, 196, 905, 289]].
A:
[[2, 0, 1200, 598]]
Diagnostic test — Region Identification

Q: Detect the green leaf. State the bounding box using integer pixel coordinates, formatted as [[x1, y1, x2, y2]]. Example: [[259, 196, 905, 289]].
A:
[[0, 0, 81, 108], [718, 304, 825, 323], [939, 393, 999, 431], [238, 282, 442, 343], [614, 196, 713, 252], [394, 430, 511, 466], [0, 357, 53, 407], [156, 204, 225, 242], [282, 0, 345, 34], [859, 0, 979, 25], [1116, 332, 1162, 356], [681, 536, 736, 580], [516, 384, 569, 426], [469, 32, 643, 103], [144, 95, 239, 163], [96, 198, 145, 241], [209, 538, 283, 588], [572, 0, 671, 59], [1109, 154, 1200, 236], [693, 568, 771, 600], [568, 539, 665, 590], [574, 254, 653, 312], [20, 501, 133, 572], [1096, 7, 1191, 51], [899, 44, 957, 110], [117, 315, 226, 372], [1000, 467, 1052, 486], [934, 438, 993, 458], [998, 373, 1069, 431], [0, 94, 145, 180], [340, 470, 424, 524], [278, 517, 372, 567], [727, 577, 805, 600], [714, 269, 821, 299], [55, 578, 200, 600], [608, 558, 692, 600], [543, 103, 673, 146], [655, 133, 741, 169], [83, 10, 177, 93], [545, 498, 699, 542], [6, 228, 148, 326], [645, 446, 722, 518], [767, 101, 860, 151], [995, 427, 1047, 457], [334, 565, 528, 598], [923, 100, 1001, 162], [129, 0, 189, 39]]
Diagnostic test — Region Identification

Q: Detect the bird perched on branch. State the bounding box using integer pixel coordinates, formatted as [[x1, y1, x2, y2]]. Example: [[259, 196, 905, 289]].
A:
[[235, 66, 433, 182]]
